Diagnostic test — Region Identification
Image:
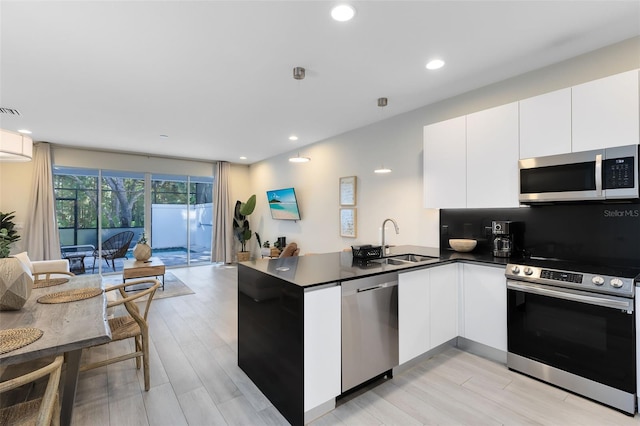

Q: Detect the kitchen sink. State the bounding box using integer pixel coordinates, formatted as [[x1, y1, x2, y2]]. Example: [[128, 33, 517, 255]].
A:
[[370, 253, 437, 265], [389, 254, 436, 262]]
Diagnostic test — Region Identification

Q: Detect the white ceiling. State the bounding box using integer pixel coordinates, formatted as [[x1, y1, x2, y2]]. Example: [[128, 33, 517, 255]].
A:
[[1, 1, 639, 164]]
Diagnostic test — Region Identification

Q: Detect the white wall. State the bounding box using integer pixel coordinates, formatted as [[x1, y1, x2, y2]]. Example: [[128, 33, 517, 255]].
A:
[[247, 36, 640, 257], [0, 160, 33, 253]]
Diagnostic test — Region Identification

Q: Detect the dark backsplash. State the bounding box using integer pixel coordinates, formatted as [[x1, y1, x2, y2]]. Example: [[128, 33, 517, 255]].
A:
[[440, 203, 640, 267]]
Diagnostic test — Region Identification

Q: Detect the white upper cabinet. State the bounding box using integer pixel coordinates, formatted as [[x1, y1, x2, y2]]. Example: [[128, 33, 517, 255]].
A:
[[423, 116, 467, 208], [466, 102, 520, 208], [519, 88, 572, 159], [572, 70, 639, 152]]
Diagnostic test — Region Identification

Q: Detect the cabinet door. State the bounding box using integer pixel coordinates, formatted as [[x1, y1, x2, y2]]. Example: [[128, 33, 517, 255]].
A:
[[466, 102, 520, 208], [572, 70, 639, 152], [398, 268, 430, 364], [429, 264, 458, 349], [423, 116, 467, 208], [519, 88, 572, 159], [304, 285, 341, 410], [462, 264, 507, 352]]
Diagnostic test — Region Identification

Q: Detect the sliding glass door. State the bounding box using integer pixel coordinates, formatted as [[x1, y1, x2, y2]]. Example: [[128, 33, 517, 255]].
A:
[[54, 166, 214, 274], [189, 176, 213, 265], [151, 174, 213, 266], [99, 170, 145, 273]]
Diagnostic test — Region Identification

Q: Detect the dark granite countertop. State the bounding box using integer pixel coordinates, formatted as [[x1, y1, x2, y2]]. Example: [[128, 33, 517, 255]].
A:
[[238, 245, 510, 288]]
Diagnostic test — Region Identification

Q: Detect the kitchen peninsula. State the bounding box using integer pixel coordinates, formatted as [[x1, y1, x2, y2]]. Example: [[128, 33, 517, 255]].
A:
[[237, 246, 510, 426]]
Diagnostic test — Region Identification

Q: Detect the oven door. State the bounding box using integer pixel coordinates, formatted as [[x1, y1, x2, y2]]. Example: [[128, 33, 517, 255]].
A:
[[507, 280, 635, 393]]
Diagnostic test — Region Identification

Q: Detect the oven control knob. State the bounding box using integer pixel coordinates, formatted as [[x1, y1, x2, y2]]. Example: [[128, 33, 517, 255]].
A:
[[592, 276, 605, 286], [610, 278, 624, 288], [524, 267, 533, 276], [511, 266, 520, 274]]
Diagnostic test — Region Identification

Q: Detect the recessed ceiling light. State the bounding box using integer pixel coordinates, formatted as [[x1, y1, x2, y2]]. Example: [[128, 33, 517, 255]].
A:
[[426, 59, 445, 70], [331, 4, 355, 22], [289, 135, 298, 141], [240, 156, 247, 160], [17, 129, 32, 134]]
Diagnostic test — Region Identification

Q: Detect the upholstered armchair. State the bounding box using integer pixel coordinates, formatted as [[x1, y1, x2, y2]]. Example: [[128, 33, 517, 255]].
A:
[[13, 252, 74, 287]]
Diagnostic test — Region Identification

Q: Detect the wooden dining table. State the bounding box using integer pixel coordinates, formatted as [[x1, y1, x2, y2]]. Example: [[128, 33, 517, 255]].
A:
[[0, 274, 111, 426]]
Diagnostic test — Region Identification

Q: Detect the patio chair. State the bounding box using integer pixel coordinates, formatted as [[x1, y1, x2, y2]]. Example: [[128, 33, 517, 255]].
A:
[[92, 231, 134, 272], [80, 278, 161, 390]]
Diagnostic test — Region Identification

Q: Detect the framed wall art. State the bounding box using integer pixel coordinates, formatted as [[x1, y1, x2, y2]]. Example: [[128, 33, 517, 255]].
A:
[[340, 208, 357, 238], [339, 176, 357, 206]]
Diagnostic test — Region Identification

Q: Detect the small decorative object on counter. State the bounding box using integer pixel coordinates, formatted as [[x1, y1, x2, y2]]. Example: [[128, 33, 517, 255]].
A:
[[0, 214, 33, 311], [270, 247, 281, 257], [449, 239, 477, 253], [351, 245, 383, 259], [133, 232, 152, 261]]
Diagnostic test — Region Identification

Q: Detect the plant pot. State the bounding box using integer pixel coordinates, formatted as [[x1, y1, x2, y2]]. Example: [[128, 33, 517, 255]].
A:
[[0, 257, 34, 311], [237, 251, 250, 262], [133, 243, 152, 261]]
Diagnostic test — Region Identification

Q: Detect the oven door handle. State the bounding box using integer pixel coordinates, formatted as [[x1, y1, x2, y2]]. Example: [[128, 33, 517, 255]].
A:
[[507, 281, 633, 311]]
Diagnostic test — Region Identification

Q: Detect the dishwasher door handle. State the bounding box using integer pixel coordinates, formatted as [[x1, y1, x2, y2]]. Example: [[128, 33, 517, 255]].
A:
[[357, 284, 385, 293]]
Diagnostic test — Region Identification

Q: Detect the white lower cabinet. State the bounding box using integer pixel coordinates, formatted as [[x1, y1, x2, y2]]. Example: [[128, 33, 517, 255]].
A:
[[399, 264, 458, 364], [461, 264, 507, 352], [304, 284, 341, 411]]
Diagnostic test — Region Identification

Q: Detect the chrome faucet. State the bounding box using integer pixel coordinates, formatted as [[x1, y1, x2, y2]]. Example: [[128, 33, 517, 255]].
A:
[[381, 218, 399, 255]]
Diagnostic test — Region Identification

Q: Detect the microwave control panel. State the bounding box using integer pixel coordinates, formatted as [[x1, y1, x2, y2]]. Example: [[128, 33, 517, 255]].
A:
[[604, 156, 634, 189]]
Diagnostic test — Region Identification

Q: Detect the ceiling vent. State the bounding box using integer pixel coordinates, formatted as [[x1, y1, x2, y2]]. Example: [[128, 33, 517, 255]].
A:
[[0, 108, 21, 116]]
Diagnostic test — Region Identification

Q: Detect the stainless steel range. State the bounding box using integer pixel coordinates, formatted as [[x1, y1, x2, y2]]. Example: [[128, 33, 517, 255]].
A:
[[506, 259, 638, 414]]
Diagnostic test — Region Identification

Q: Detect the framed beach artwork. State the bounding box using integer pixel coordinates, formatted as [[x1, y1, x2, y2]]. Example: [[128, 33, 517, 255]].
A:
[[340, 208, 357, 238], [339, 176, 357, 206]]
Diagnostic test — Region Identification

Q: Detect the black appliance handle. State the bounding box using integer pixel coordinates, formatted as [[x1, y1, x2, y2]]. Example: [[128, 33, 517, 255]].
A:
[[507, 280, 633, 312]]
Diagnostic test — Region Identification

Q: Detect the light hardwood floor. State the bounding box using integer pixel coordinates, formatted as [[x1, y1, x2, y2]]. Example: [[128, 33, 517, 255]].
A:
[[72, 264, 640, 425]]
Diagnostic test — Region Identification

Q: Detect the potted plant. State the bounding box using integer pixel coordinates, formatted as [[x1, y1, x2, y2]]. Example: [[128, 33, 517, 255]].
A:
[[0, 211, 33, 310], [233, 195, 256, 262], [133, 231, 152, 261]]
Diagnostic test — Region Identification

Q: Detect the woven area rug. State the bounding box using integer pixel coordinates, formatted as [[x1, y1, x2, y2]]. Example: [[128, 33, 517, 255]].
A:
[[101, 271, 194, 301]]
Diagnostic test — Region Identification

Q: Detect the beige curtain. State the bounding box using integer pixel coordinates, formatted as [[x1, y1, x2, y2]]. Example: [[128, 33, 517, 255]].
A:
[[212, 161, 233, 263], [25, 143, 61, 260]]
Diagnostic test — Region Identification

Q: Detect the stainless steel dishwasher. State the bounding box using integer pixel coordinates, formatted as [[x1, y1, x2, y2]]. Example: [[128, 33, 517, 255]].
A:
[[341, 272, 399, 392]]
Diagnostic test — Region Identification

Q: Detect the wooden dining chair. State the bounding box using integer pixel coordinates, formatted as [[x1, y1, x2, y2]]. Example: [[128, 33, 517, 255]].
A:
[[0, 355, 64, 426], [79, 278, 160, 390]]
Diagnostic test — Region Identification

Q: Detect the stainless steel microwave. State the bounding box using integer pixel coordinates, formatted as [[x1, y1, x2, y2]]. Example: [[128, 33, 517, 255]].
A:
[[519, 144, 639, 203]]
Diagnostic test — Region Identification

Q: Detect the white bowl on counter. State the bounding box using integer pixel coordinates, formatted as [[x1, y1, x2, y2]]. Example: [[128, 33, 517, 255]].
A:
[[449, 239, 477, 252]]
